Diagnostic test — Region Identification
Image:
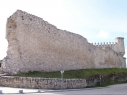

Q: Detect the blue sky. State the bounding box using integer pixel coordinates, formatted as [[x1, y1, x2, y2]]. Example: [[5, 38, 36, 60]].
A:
[[0, 0, 126, 59]]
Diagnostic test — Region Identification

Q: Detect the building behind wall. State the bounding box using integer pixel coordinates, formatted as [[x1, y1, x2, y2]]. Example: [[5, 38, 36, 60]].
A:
[[1, 10, 126, 75]]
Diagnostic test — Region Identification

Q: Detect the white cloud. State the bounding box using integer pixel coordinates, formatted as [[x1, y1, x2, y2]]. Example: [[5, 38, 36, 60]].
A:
[[97, 30, 110, 39]]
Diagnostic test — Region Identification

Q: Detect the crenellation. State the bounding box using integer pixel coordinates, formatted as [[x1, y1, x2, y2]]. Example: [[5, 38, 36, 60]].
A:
[[92, 40, 125, 55]]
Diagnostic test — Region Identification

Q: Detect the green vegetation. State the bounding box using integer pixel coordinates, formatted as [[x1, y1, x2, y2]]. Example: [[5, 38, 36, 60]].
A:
[[14, 68, 127, 87], [87, 81, 127, 88], [15, 68, 127, 79]]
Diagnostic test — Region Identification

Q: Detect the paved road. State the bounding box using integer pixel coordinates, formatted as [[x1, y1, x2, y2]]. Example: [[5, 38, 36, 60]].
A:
[[0, 83, 127, 95]]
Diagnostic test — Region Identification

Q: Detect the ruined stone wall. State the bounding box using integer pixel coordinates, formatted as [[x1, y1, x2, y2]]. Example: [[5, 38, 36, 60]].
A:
[[0, 76, 87, 89], [1, 10, 126, 74]]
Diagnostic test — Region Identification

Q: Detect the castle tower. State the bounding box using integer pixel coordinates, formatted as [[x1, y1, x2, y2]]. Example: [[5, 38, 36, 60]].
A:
[[115, 37, 125, 56]]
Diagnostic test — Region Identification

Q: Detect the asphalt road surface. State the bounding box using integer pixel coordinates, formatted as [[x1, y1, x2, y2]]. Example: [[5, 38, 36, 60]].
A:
[[0, 83, 127, 95]]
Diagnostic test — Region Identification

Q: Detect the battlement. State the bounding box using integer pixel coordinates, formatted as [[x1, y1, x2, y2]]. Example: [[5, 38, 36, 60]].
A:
[[92, 37, 125, 56], [92, 42, 116, 47]]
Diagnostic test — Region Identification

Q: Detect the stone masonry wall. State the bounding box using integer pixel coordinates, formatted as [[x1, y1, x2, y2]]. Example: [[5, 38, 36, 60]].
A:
[[92, 37, 125, 56], [0, 76, 87, 89], [1, 10, 126, 74]]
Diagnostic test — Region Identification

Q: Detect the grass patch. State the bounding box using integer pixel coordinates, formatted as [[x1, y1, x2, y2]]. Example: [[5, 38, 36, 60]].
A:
[[14, 68, 127, 87], [15, 68, 127, 79]]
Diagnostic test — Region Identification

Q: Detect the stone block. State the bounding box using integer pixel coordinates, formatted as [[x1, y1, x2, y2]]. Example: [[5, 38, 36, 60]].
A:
[[0, 90, 2, 94], [19, 90, 23, 94]]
